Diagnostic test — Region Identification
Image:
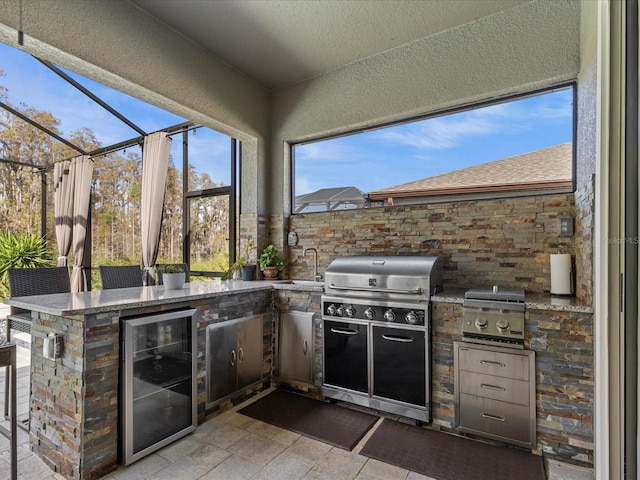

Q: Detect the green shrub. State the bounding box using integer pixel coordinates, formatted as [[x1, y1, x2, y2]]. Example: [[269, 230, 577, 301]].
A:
[[0, 231, 52, 298]]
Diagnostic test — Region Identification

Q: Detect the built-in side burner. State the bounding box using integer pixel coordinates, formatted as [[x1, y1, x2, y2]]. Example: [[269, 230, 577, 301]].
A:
[[462, 286, 526, 348]]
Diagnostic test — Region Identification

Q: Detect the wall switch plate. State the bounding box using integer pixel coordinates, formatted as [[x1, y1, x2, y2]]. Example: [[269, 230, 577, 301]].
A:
[[558, 216, 574, 237], [287, 231, 298, 246]]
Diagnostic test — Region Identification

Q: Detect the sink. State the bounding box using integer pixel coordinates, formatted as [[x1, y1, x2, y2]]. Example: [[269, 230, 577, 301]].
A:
[[273, 280, 323, 287], [292, 280, 323, 286]]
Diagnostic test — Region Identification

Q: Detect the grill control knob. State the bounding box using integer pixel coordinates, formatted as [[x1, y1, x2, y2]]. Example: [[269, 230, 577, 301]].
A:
[[384, 309, 396, 322], [496, 319, 510, 332], [474, 317, 488, 329], [336, 306, 346, 317], [345, 305, 356, 317], [327, 304, 337, 316], [364, 308, 375, 320], [405, 311, 418, 325]]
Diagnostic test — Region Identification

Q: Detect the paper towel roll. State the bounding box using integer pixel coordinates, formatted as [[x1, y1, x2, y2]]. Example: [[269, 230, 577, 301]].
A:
[[550, 253, 573, 295]]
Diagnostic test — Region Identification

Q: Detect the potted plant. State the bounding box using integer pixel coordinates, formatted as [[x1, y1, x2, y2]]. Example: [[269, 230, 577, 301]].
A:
[[258, 244, 286, 280], [241, 237, 257, 281], [160, 264, 186, 290]]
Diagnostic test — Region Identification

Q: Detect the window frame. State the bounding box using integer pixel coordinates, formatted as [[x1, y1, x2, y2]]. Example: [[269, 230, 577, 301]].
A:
[[290, 82, 577, 213]]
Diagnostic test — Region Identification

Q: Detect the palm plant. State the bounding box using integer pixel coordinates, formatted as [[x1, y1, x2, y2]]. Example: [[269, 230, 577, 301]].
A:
[[0, 230, 52, 298]]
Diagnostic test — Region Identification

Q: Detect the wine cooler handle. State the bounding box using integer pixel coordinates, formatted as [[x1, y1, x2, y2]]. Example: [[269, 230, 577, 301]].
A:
[[230, 349, 237, 366]]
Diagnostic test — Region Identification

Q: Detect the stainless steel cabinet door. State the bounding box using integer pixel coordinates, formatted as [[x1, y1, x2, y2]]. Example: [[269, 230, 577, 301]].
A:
[[279, 311, 313, 383], [206, 322, 238, 405], [237, 315, 264, 389], [206, 314, 265, 408]]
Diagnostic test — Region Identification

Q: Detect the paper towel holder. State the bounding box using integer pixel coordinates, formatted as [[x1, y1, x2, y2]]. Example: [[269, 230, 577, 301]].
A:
[[550, 253, 574, 296]]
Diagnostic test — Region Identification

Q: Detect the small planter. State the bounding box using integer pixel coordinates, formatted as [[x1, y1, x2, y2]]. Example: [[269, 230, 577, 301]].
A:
[[262, 266, 279, 280], [163, 272, 186, 290], [241, 264, 256, 281]]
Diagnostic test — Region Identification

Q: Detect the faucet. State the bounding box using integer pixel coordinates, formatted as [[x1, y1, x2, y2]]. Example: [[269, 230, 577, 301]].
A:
[[303, 247, 322, 282]]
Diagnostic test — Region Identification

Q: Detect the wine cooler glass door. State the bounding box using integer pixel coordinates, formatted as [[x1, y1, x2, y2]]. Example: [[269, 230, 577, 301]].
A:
[[122, 308, 197, 465]]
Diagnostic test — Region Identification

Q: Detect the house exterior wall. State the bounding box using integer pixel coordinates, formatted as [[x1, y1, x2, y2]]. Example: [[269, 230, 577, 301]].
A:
[[270, 0, 581, 223], [287, 193, 580, 296]]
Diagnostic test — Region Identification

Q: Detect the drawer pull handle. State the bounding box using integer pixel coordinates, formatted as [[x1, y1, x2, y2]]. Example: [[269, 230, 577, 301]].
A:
[[480, 383, 506, 391], [381, 334, 414, 343], [480, 360, 505, 367], [331, 328, 358, 336], [481, 413, 505, 422]]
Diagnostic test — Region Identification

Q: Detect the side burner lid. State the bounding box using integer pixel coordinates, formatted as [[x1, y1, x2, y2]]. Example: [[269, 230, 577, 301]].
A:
[[464, 285, 525, 303]]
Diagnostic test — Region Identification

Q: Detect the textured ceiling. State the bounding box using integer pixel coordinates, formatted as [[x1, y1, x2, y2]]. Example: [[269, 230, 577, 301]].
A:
[[129, 0, 528, 90]]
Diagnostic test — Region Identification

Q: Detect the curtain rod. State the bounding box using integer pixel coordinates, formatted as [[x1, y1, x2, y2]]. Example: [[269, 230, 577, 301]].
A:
[[62, 121, 198, 163]]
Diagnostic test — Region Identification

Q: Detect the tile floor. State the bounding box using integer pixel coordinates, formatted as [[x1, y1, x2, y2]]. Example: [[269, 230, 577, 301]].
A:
[[0, 346, 595, 480]]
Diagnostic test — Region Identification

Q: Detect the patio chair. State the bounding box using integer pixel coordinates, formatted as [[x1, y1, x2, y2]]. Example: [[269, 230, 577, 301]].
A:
[[156, 263, 190, 285], [5, 266, 71, 429], [99, 265, 143, 290]]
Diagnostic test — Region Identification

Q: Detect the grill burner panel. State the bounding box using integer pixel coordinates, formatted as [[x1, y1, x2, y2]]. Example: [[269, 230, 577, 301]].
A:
[[323, 296, 427, 325], [462, 287, 526, 349]]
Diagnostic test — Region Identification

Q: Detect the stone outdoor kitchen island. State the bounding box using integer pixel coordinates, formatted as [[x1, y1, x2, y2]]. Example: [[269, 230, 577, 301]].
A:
[[5, 281, 276, 480]]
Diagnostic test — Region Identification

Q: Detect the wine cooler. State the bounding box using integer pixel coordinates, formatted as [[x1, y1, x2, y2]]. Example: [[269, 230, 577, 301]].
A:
[[120, 308, 198, 465]]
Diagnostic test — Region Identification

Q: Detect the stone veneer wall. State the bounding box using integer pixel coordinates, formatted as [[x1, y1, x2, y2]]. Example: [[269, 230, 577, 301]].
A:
[[574, 175, 595, 304], [286, 193, 577, 294], [527, 307, 594, 465], [431, 301, 594, 467], [30, 310, 120, 479], [29, 290, 272, 480]]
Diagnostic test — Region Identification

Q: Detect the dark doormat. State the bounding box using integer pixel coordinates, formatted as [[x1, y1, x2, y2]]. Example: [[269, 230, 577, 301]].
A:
[[238, 389, 378, 451], [361, 419, 546, 480]]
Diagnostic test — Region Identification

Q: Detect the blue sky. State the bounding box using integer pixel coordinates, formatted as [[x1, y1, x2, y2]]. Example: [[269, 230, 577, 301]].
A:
[[1, 42, 572, 194], [294, 87, 573, 195], [0, 42, 231, 185]]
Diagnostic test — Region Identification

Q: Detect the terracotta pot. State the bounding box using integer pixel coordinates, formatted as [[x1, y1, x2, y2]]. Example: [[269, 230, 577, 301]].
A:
[[262, 267, 279, 279]]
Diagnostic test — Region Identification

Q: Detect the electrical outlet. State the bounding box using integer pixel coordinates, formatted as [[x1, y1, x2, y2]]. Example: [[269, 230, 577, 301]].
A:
[[558, 216, 574, 237], [43, 333, 63, 360]]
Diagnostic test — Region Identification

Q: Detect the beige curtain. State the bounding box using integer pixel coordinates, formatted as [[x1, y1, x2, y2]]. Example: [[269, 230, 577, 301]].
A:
[[53, 161, 73, 267], [69, 156, 94, 292], [141, 132, 171, 285]]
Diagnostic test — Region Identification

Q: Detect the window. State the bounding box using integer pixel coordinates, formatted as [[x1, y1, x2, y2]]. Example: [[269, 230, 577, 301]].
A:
[[292, 85, 575, 212], [91, 127, 238, 286], [182, 131, 239, 279]]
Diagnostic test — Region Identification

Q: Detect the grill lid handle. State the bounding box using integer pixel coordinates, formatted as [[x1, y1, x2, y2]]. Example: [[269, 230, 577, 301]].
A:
[[328, 284, 424, 295]]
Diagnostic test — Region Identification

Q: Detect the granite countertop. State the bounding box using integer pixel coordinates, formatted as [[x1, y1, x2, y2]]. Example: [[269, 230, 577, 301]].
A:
[[6, 280, 590, 317], [3, 281, 274, 316], [431, 289, 593, 314]]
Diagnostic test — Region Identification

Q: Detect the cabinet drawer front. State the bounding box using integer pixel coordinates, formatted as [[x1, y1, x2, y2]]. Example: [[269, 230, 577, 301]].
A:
[[459, 394, 531, 444], [458, 346, 529, 380], [458, 371, 530, 405]]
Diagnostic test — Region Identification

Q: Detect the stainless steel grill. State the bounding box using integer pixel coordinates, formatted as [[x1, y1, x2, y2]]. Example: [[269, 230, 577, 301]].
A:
[[322, 255, 443, 423]]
